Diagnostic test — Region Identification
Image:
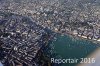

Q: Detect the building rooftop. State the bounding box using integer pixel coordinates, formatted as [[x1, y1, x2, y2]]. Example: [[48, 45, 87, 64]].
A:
[[0, 11, 52, 66]]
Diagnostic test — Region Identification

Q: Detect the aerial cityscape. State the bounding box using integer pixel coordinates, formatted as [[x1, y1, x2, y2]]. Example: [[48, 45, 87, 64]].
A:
[[0, 0, 100, 66]]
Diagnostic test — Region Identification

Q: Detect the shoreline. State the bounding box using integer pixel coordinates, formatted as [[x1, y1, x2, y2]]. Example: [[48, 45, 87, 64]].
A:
[[67, 32, 100, 44], [55, 30, 100, 44]]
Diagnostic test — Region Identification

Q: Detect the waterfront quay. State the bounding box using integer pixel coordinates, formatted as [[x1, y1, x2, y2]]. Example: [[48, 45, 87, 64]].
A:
[[0, 0, 100, 66]]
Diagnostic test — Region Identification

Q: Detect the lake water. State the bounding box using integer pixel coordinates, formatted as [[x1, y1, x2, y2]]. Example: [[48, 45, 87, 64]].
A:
[[50, 34, 99, 66]]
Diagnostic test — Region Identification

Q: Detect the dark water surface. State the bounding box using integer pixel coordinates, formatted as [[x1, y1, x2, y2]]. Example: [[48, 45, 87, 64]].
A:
[[50, 34, 99, 66]]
